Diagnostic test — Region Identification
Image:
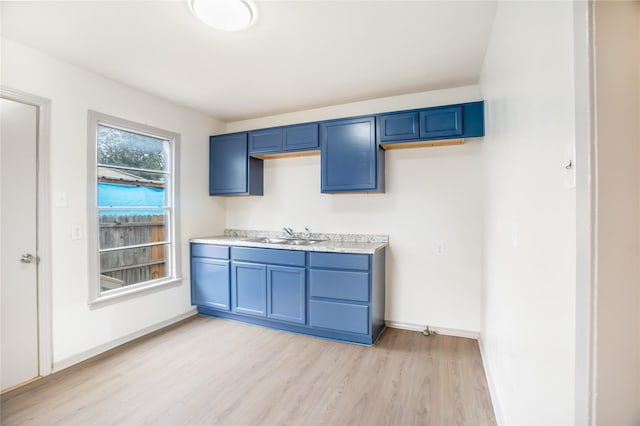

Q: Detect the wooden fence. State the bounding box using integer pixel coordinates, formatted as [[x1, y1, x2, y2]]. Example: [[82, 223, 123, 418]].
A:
[[99, 214, 166, 291]]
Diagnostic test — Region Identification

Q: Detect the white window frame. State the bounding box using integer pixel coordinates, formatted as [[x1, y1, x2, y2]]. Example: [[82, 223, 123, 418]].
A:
[[87, 111, 181, 304]]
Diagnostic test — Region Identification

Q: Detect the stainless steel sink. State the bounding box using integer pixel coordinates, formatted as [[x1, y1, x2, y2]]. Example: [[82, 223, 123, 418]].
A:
[[243, 237, 289, 244], [243, 237, 325, 246], [285, 239, 325, 246]]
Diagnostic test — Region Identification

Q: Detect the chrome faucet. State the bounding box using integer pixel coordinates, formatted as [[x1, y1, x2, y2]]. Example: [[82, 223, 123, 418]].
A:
[[303, 227, 312, 240], [283, 227, 295, 238]]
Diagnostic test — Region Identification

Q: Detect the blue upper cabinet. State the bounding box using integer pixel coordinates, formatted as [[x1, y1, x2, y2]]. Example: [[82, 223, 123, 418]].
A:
[[283, 123, 319, 152], [378, 111, 419, 142], [377, 101, 485, 146], [248, 128, 282, 154], [209, 101, 484, 196], [419, 106, 463, 139], [248, 123, 319, 156], [210, 133, 263, 196], [320, 116, 384, 193], [459, 100, 485, 138]]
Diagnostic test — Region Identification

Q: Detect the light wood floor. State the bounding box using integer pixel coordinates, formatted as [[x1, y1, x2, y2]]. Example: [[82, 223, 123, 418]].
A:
[[1, 316, 495, 425]]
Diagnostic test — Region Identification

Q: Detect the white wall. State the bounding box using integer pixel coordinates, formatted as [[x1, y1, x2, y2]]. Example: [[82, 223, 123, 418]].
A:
[[593, 2, 640, 424], [479, 2, 576, 424], [225, 86, 484, 334], [1, 38, 226, 366]]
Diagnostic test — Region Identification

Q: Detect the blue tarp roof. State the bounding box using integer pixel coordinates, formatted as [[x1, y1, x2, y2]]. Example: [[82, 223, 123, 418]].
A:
[[98, 183, 165, 216]]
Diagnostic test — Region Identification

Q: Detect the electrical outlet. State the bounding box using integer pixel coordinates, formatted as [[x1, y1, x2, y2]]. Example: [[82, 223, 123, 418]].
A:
[[435, 243, 445, 256]]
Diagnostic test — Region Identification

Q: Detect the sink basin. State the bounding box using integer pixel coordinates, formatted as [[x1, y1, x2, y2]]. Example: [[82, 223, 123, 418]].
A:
[[285, 239, 325, 246], [243, 237, 289, 244], [243, 237, 325, 246]]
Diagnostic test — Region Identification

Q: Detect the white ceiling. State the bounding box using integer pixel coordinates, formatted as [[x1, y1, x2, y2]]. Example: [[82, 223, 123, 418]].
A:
[[1, 1, 497, 122]]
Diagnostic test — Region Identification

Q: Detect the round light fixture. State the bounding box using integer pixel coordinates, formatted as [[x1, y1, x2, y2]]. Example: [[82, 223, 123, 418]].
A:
[[191, 0, 256, 31]]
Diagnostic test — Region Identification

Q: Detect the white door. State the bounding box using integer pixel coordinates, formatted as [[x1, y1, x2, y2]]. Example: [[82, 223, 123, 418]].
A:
[[0, 97, 39, 391]]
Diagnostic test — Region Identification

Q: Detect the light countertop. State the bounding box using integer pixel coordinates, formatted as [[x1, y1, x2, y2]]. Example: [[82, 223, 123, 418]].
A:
[[190, 229, 388, 254]]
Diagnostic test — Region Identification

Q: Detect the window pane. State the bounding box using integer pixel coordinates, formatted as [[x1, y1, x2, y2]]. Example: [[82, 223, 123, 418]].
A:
[[99, 212, 168, 250], [90, 111, 178, 302], [98, 181, 167, 207], [97, 124, 169, 173], [100, 244, 169, 291]]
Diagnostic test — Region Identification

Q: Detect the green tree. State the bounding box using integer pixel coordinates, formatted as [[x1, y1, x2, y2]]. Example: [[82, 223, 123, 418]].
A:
[[98, 125, 167, 180]]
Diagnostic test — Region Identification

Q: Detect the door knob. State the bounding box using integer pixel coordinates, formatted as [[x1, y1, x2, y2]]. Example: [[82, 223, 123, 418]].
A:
[[20, 253, 36, 264]]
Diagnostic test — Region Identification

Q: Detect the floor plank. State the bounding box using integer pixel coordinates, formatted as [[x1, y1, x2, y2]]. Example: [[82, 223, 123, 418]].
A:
[[1, 316, 496, 425]]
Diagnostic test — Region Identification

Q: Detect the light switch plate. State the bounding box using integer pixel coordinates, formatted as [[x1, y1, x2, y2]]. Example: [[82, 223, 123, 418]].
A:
[[71, 225, 82, 240]]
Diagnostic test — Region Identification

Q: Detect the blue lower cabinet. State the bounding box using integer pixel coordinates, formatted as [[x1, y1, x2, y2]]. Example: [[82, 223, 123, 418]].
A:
[[232, 262, 267, 317], [192, 245, 386, 345], [308, 249, 385, 344], [267, 266, 305, 324], [191, 257, 230, 311]]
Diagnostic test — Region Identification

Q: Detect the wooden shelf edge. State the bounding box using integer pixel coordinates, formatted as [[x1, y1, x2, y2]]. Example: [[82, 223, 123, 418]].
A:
[[252, 150, 320, 160], [380, 138, 464, 150]]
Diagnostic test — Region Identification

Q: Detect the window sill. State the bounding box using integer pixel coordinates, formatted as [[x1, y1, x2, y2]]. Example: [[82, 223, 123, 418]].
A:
[[88, 277, 182, 307]]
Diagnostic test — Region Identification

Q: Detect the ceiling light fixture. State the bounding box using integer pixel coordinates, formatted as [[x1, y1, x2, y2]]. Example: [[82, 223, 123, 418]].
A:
[[191, 0, 256, 31]]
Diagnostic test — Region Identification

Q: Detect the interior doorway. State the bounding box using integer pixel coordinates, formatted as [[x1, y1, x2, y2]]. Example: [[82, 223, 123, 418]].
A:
[[0, 88, 52, 392]]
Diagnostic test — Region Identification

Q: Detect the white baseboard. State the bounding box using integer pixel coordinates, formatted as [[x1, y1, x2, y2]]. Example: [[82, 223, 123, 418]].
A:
[[385, 320, 480, 340], [52, 309, 197, 373], [478, 337, 505, 426]]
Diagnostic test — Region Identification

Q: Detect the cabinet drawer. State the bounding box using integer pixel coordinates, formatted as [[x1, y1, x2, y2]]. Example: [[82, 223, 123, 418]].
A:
[[309, 252, 369, 271], [191, 244, 230, 260], [309, 300, 369, 335], [419, 106, 463, 139], [283, 123, 319, 151], [249, 128, 283, 154], [378, 111, 419, 142], [309, 269, 369, 302], [231, 247, 305, 267]]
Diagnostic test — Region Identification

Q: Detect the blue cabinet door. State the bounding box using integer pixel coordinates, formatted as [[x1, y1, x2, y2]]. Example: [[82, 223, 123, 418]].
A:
[[320, 116, 383, 193], [249, 128, 283, 155], [378, 111, 419, 142], [232, 262, 267, 317], [191, 258, 230, 311], [210, 133, 263, 196], [283, 123, 319, 152], [419, 106, 463, 139], [267, 265, 306, 324]]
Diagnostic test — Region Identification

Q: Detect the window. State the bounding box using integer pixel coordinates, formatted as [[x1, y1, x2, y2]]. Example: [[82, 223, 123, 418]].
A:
[[88, 111, 180, 303]]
